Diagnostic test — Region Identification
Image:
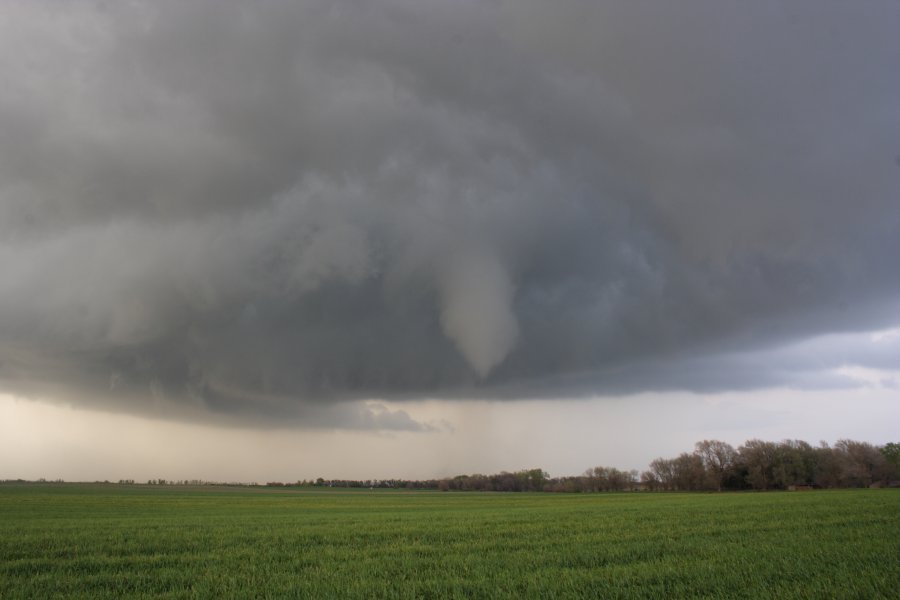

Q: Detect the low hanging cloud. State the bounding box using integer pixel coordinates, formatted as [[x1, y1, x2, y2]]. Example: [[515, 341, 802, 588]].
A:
[[1, 0, 898, 428]]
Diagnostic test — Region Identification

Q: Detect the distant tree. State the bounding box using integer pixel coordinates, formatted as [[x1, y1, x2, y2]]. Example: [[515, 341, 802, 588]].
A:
[[648, 458, 677, 491], [739, 440, 779, 490], [773, 439, 817, 487], [672, 453, 706, 491], [585, 466, 634, 492], [640, 470, 660, 491], [519, 469, 549, 491], [880, 442, 900, 467], [694, 440, 737, 491], [833, 439, 889, 487]]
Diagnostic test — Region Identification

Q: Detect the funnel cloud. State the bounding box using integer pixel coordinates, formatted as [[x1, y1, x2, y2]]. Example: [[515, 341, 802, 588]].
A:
[[439, 249, 519, 378], [1, 0, 898, 428]]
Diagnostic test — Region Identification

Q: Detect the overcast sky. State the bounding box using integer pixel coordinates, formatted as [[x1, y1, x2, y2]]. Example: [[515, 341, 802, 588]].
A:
[[1, 0, 898, 481]]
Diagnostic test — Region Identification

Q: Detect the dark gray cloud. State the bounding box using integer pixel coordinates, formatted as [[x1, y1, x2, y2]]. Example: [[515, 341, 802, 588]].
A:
[[1, 0, 898, 427]]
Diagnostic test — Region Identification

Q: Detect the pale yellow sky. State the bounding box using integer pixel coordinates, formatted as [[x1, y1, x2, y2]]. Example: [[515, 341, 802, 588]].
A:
[[2, 383, 897, 482]]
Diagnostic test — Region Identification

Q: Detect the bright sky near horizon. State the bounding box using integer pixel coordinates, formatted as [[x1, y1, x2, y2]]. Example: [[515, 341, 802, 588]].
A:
[[3, 332, 898, 481], [1, 1, 898, 480]]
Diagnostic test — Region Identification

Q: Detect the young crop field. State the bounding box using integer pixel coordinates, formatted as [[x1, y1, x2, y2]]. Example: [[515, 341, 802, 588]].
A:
[[1, 485, 897, 599]]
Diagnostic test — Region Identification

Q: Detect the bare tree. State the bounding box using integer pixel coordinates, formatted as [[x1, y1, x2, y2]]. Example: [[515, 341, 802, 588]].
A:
[[694, 440, 737, 491], [834, 439, 889, 487], [640, 470, 660, 491], [672, 453, 707, 491], [648, 458, 676, 491]]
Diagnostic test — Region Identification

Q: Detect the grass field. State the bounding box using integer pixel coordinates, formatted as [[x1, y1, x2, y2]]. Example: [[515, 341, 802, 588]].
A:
[[1, 485, 898, 599]]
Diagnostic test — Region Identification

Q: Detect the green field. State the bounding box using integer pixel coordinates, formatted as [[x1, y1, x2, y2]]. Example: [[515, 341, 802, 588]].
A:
[[1, 485, 898, 599]]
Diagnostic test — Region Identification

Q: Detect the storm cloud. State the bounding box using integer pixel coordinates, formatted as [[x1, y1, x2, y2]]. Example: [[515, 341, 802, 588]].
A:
[[1, 0, 898, 427]]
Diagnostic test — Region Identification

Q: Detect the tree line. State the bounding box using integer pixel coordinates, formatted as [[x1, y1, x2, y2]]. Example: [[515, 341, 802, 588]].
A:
[[305, 439, 899, 492], [642, 439, 899, 491], [6, 439, 897, 492]]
